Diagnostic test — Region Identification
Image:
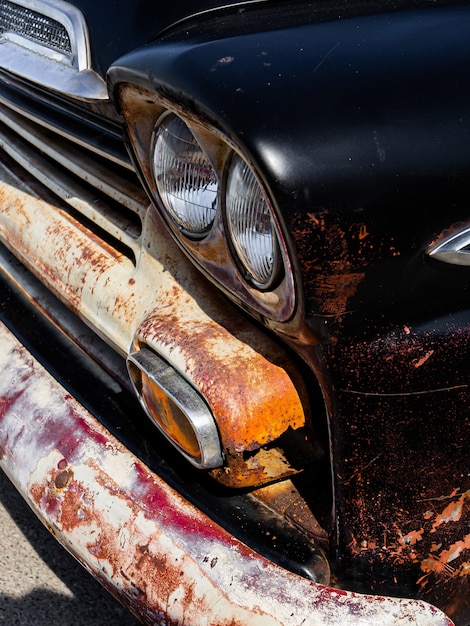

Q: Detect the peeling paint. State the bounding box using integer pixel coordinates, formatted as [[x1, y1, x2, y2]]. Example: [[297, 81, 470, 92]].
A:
[[431, 491, 470, 532], [413, 350, 435, 369], [0, 322, 454, 625]]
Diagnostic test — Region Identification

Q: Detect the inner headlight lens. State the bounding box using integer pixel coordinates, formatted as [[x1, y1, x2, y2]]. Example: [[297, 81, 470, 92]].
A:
[[152, 114, 218, 235], [226, 154, 281, 289]]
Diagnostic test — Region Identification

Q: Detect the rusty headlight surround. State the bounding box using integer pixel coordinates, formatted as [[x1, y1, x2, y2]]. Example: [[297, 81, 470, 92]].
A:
[[118, 84, 296, 322]]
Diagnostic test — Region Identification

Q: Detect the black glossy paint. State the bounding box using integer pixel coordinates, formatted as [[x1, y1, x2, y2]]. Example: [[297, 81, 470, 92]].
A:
[[69, 0, 264, 74]]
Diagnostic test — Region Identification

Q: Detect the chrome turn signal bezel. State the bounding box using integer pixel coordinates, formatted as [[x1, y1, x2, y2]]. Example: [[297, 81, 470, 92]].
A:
[[127, 348, 223, 469]]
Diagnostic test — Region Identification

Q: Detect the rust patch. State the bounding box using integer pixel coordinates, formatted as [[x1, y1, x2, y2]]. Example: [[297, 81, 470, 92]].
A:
[[398, 529, 424, 547], [415, 490, 470, 596], [413, 350, 435, 369], [314, 270, 365, 317], [287, 209, 406, 319], [431, 491, 470, 532], [335, 319, 470, 394], [30, 465, 247, 625], [341, 458, 470, 617], [54, 469, 72, 490], [211, 446, 299, 489], [288, 216, 369, 317], [137, 308, 306, 454], [136, 303, 308, 487]]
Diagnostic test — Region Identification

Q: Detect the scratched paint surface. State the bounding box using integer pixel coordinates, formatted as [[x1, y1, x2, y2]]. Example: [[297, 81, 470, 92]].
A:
[[0, 323, 453, 625], [324, 317, 470, 622]]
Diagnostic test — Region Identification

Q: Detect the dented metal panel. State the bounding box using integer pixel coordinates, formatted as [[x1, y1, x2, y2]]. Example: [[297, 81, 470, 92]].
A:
[[0, 322, 454, 625]]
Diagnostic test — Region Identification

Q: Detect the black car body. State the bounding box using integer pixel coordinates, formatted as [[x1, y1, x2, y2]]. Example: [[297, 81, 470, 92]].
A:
[[0, 0, 469, 623]]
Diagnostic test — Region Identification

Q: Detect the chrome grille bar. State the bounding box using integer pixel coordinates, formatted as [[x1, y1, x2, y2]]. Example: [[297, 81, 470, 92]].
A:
[[0, 87, 131, 169], [0, 104, 146, 217], [0, 98, 148, 262]]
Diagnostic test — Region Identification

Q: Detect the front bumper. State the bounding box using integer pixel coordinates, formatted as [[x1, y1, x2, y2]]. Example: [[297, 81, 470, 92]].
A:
[[0, 281, 454, 626]]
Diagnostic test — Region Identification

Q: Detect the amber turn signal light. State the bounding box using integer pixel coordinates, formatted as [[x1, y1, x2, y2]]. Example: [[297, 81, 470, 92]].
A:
[[127, 348, 223, 469]]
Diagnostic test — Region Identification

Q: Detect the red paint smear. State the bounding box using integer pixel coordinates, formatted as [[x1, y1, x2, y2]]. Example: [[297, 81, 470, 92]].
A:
[[133, 461, 250, 554]]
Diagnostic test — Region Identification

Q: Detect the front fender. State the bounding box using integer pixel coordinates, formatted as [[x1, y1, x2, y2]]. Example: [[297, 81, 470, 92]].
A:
[[108, 3, 470, 322]]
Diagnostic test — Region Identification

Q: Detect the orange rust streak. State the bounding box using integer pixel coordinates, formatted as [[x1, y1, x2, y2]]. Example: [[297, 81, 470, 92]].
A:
[[413, 350, 435, 369], [138, 310, 305, 454], [358, 225, 369, 240]]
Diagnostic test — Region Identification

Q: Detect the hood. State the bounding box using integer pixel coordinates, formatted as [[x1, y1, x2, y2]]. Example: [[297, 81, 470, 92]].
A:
[[70, 0, 268, 74]]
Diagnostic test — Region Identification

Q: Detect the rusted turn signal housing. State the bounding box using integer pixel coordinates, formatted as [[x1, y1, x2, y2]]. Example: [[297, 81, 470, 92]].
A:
[[127, 348, 223, 469]]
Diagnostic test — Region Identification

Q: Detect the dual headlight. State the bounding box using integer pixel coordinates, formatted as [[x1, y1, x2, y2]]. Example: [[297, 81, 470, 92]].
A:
[[152, 113, 282, 291]]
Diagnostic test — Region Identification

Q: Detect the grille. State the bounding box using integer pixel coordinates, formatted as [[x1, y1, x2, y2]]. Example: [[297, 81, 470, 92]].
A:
[[0, 80, 148, 263], [0, 0, 72, 57]]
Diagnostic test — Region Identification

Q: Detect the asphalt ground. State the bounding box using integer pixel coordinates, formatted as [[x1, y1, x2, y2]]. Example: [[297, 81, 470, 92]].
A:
[[0, 468, 141, 625]]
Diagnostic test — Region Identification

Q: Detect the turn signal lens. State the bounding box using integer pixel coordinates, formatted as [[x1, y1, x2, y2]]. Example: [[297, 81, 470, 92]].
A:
[[225, 154, 281, 289], [127, 349, 223, 469], [141, 372, 201, 460], [152, 113, 218, 236]]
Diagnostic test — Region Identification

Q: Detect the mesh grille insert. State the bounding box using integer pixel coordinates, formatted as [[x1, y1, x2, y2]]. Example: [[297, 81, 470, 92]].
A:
[[0, 0, 72, 57]]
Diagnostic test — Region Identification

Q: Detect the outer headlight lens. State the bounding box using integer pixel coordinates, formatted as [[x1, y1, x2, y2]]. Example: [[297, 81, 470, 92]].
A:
[[152, 114, 218, 236], [226, 154, 281, 289]]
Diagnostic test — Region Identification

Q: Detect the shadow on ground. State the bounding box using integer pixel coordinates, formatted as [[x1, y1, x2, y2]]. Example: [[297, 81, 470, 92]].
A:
[[0, 468, 141, 625]]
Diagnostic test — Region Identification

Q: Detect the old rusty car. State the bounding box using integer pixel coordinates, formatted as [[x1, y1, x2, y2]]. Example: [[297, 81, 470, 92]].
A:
[[0, 0, 469, 623]]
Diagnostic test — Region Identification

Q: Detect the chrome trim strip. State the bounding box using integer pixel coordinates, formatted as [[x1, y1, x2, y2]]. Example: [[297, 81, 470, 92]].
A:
[[0, 0, 107, 100], [0, 40, 108, 100], [0, 103, 147, 219], [427, 226, 470, 266], [0, 91, 133, 170]]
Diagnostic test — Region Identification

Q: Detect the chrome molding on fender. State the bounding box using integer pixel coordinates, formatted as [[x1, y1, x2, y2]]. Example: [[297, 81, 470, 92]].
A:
[[0, 0, 107, 100], [427, 226, 470, 266]]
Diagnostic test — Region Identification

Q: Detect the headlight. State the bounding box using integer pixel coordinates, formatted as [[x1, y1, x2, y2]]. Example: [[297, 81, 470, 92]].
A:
[[152, 113, 218, 236], [118, 85, 296, 321], [225, 154, 281, 289]]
